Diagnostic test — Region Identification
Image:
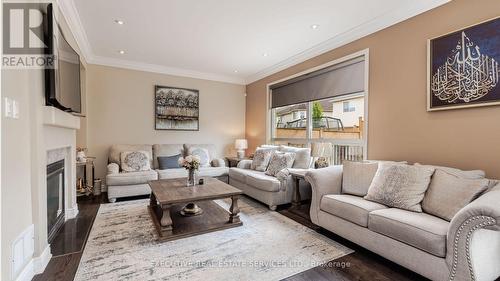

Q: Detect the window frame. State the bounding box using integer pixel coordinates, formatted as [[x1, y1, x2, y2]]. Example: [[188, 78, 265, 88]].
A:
[[266, 49, 369, 159]]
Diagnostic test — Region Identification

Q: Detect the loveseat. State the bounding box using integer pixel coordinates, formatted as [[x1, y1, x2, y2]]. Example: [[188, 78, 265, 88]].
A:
[[228, 145, 312, 210], [106, 144, 228, 202], [306, 163, 500, 281]]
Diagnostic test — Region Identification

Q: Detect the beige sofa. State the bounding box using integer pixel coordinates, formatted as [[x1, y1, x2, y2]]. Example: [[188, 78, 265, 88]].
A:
[[106, 144, 228, 202], [228, 145, 312, 210], [306, 165, 500, 281]]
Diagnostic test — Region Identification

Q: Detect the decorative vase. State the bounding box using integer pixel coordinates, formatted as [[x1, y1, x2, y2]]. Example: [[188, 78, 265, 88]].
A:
[[187, 168, 196, 186]]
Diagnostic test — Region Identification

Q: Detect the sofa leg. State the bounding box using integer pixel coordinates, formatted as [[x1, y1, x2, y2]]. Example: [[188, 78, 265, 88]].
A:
[[109, 198, 117, 203], [269, 205, 277, 211]]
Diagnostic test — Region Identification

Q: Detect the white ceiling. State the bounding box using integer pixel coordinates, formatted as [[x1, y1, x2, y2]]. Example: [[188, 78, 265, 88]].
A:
[[62, 0, 449, 84]]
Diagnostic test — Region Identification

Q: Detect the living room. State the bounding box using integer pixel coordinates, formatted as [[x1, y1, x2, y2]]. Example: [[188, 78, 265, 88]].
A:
[[1, 0, 500, 281]]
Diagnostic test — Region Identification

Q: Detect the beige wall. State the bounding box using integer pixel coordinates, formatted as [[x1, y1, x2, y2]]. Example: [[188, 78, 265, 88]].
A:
[[246, 0, 500, 179], [86, 65, 246, 181]]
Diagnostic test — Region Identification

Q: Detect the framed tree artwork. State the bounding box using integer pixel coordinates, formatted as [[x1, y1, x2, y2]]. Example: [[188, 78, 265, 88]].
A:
[[155, 85, 199, 130], [427, 17, 500, 111]]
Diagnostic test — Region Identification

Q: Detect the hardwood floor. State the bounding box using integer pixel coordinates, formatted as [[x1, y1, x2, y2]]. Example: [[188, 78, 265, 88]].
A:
[[33, 194, 429, 281]]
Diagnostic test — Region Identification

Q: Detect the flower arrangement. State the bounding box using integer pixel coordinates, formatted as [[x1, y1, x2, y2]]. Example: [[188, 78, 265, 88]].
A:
[[178, 155, 201, 170]]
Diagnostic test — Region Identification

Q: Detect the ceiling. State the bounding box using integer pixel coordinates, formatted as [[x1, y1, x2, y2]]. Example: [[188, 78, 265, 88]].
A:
[[61, 0, 449, 84]]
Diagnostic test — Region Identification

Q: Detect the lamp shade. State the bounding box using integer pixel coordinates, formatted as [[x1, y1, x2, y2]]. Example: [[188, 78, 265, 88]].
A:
[[235, 139, 248, 150], [311, 142, 332, 157]]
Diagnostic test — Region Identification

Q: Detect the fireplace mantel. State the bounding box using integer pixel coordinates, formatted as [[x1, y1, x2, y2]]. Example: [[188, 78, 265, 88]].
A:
[[43, 106, 80, 130]]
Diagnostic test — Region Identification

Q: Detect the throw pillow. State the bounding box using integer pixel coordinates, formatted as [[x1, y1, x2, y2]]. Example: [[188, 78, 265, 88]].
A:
[[342, 161, 379, 196], [188, 147, 210, 167], [157, 154, 182, 170], [414, 163, 485, 179], [120, 151, 151, 172], [364, 163, 435, 212], [422, 170, 489, 221], [265, 152, 295, 177], [279, 145, 310, 169], [251, 148, 275, 171]]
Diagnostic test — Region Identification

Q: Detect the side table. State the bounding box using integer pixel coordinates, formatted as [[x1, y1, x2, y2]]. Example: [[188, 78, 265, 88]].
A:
[[289, 169, 309, 207], [225, 156, 250, 168]]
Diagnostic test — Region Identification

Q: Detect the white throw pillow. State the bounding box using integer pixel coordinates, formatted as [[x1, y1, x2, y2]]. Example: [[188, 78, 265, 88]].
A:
[[120, 151, 151, 172], [265, 152, 295, 177], [364, 163, 435, 212], [187, 147, 211, 167], [278, 145, 310, 169], [342, 161, 379, 196]]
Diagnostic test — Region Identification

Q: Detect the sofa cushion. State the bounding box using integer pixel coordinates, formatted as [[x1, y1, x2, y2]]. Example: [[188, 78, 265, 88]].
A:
[[265, 152, 295, 176], [422, 170, 490, 221], [106, 170, 158, 186], [278, 145, 311, 169], [157, 167, 229, 179], [365, 163, 435, 212], [342, 161, 379, 196], [414, 163, 485, 179], [246, 172, 281, 192], [109, 144, 153, 166], [152, 144, 184, 169], [368, 208, 449, 257], [320, 194, 388, 227], [120, 151, 151, 172]]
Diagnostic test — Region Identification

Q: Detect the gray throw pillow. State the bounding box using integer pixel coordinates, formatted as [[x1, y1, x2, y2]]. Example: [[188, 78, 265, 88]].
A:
[[157, 154, 181, 170], [265, 152, 295, 177], [120, 151, 151, 172], [251, 148, 275, 171], [364, 163, 435, 212], [422, 170, 489, 221], [342, 161, 379, 196]]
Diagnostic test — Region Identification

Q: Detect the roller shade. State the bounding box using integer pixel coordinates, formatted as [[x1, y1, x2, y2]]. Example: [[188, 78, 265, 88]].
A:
[[271, 56, 365, 108]]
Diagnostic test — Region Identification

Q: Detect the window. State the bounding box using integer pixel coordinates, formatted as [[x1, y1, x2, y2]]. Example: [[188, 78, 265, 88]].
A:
[[343, 101, 355, 112], [269, 54, 367, 165]]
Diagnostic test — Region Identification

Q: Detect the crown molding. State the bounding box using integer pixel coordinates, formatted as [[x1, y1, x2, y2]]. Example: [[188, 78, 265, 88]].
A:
[[244, 0, 450, 84], [90, 55, 246, 85]]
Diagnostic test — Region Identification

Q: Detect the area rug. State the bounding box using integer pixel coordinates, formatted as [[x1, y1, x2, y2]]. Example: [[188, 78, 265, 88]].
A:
[[74, 197, 352, 281]]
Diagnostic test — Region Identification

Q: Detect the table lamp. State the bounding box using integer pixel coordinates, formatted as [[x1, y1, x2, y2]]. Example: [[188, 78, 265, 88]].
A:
[[235, 139, 248, 159]]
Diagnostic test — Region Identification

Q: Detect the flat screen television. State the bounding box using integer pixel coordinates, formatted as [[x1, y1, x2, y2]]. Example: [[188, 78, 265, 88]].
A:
[[44, 4, 82, 114]]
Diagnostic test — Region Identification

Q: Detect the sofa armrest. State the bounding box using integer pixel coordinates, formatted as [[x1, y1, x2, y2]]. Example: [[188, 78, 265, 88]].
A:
[[107, 163, 120, 175], [446, 184, 500, 281], [305, 165, 343, 225], [211, 158, 226, 167], [237, 159, 252, 169]]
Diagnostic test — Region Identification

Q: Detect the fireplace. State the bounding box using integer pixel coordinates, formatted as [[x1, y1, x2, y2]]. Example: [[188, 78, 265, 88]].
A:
[[47, 159, 65, 243]]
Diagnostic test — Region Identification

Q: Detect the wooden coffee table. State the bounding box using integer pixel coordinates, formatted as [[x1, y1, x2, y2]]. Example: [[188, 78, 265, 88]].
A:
[[148, 177, 243, 241]]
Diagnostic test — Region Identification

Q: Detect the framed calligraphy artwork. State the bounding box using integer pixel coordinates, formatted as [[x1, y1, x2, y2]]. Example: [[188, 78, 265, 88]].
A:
[[427, 17, 500, 111]]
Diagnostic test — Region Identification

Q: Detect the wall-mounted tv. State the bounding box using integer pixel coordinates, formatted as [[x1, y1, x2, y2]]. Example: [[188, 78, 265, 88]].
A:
[[44, 4, 82, 114]]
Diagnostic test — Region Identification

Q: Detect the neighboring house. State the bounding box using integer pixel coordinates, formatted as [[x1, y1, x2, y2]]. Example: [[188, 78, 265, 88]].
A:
[[331, 93, 365, 127]]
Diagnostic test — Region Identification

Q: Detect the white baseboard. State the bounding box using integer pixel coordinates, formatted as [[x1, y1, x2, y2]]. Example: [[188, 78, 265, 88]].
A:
[[33, 245, 52, 274], [14, 246, 51, 281], [66, 205, 79, 219]]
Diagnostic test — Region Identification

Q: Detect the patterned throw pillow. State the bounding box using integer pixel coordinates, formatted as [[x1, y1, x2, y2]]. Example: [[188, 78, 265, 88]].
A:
[[120, 151, 151, 172], [188, 147, 210, 167], [251, 148, 275, 171], [364, 163, 435, 212], [265, 152, 295, 177]]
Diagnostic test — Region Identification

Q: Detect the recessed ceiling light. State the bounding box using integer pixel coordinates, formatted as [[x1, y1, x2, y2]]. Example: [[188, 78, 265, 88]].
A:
[[311, 24, 319, 29], [262, 53, 268, 57], [114, 19, 124, 25], [234, 70, 238, 73], [118, 50, 125, 54]]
